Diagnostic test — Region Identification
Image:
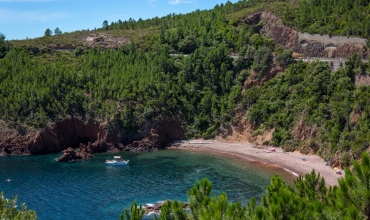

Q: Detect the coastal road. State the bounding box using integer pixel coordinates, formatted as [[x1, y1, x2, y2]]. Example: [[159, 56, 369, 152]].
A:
[[174, 54, 352, 71]]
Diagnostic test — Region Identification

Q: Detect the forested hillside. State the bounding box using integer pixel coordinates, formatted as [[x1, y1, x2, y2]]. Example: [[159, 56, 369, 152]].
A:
[[3, 1, 370, 218], [9, 0, 370, 50], [281, 0, 370, 38], [1, 0, 370, 163], [0, 43, 243, 138], [246, 56, 370, 164]]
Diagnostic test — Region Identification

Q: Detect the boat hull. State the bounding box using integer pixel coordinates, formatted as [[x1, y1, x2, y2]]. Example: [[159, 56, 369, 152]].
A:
[[105, 160, 129, 166]]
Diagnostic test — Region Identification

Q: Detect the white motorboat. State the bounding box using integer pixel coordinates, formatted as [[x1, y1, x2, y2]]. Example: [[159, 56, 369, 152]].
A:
[[105, 156, 129, 166]]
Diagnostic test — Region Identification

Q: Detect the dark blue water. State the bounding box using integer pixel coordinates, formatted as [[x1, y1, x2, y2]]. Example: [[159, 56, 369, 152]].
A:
[[0, 149, 294, 220]]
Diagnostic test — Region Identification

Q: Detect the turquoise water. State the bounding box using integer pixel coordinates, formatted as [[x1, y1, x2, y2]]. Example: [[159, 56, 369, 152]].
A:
[[0, 149, 293, 220]]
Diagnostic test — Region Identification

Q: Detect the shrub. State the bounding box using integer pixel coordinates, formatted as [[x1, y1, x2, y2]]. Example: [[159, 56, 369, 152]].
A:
[[0, 192, 37, 219], [276, 49, 293, 67], [341, 151, 351, 167], [252, 46, 272, 75]]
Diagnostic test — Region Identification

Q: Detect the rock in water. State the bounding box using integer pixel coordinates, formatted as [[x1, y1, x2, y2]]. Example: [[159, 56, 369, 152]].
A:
[[56, 147, 82, 162]]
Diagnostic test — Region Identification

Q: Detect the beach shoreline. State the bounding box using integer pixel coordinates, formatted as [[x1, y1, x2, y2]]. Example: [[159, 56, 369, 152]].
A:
[[167, 140, 343, 186]]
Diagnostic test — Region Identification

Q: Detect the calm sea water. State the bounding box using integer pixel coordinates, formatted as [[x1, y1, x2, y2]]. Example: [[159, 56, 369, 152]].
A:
[[0, 149, 295, 220]]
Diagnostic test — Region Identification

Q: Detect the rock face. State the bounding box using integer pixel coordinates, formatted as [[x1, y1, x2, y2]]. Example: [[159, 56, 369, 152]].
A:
[[85, 33, 131, 49], [143, 201, 189, 215], [245, 12, 368, 59], [56, 147, 83, 161], [125, 117, 185, 152], [56, 143, 94, 162], [0, 116, 185, 159], [355, 75, 370, 87]]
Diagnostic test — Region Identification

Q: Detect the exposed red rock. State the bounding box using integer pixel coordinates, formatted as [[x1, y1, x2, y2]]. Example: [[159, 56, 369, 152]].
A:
[[56, 143, 94, 161], [245, 12, 368, 59], [0, 116, 185, 161], [85, 33, 130, 49], [245, 12, 297, 50], [260, 12, 298, 49], [126, 116, 186, 151], [56, 147, 83, 162], [292, 120, 318, 141]]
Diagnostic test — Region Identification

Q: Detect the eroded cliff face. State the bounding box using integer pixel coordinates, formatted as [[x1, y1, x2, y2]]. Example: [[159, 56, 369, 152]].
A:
[[245, 12, 368, 59], [0, 118, 108, 156], [0, 116, 185, 158], [85, 33, 131, 49], [219, 109, 320, 155]]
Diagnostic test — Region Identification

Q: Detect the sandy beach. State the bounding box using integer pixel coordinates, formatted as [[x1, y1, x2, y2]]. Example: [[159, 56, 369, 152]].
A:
[[168, 140, 343, 186]]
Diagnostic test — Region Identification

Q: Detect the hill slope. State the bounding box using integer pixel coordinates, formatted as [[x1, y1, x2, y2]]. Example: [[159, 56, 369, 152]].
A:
[[1, 0, 370, 166]]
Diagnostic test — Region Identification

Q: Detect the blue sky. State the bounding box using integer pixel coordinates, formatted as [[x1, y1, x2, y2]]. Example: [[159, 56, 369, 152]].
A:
[[0, 0, 239, 40]]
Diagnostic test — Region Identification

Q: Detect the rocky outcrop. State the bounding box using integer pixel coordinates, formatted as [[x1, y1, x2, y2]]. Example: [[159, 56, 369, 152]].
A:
[[144, 201, 189, 215], [0, 117, 109, 156], [246, 12, 298, 49], [47, 33, 131, 50], [245, 12, 298, 50], [85, 33, 131, 49], [291, 120, 318, 141], [245, 12, 368, 59], [0, 115, 185, 159], [355, 75, 370, 87], [56, 143, 94, 161], [56, 147, 83, 161], [336, 42, 367, 58], [291, 120, 319, 154], [126, 117, 185, 151]]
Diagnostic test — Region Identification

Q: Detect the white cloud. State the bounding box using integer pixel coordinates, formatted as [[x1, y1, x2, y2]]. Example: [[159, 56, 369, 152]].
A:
[[0, 9, 70, 23], [168, 0, 194, 5]]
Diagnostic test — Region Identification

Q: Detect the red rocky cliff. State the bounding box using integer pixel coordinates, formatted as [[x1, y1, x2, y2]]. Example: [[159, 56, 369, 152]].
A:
[[245, 12, 368, 59], [0, 116, 185, 160]]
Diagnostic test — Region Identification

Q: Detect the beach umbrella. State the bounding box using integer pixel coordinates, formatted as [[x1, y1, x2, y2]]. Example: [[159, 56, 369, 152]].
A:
[[334, 167, 339, 170]]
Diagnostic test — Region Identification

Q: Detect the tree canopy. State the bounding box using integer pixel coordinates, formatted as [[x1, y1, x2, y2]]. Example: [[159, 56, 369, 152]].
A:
[[0, 192, 37, 220], [54, 27, 62, 35], [1, 0, 370, 163], [0, 33, 10, 59], [44, 28, 52, 37]]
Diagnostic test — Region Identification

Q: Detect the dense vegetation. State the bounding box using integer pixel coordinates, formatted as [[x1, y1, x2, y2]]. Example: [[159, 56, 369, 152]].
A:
[[2, 0, 370, 219], [9, 0, 250, 50], [2, 0, 370, 161], [0, 33, 11, 59], [0, 43, 245, 138], [245, 55, 370, 163], [0, 0, 281, 139], [10, 0, 370, 50], [0, 192, 37, 219], [281, 0, 370, 38], [120, 153, 370, 220]]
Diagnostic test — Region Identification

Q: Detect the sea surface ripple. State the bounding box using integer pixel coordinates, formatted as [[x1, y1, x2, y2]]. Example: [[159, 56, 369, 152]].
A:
[[0, 149, 290, 220]]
